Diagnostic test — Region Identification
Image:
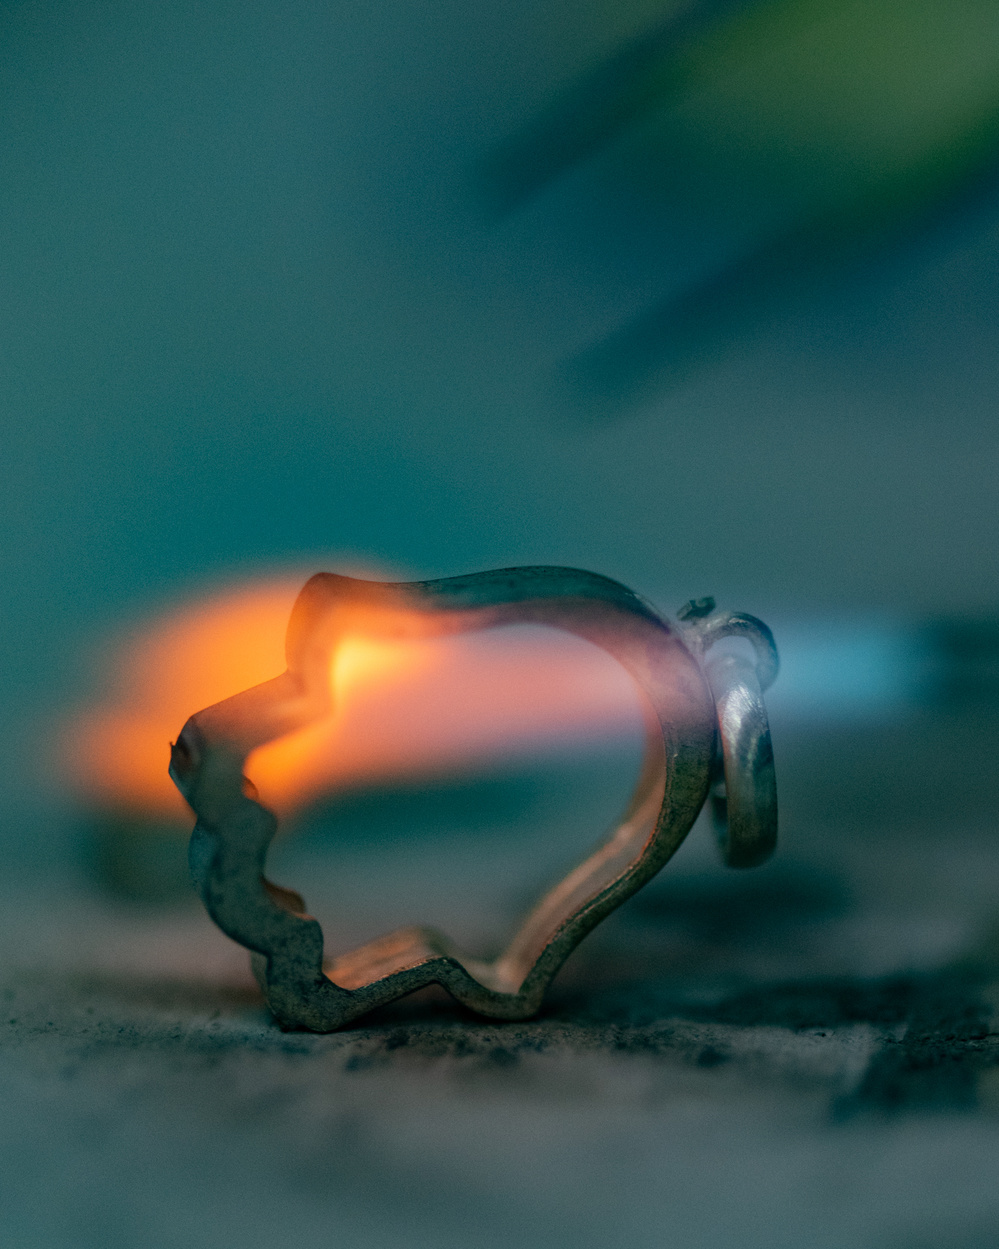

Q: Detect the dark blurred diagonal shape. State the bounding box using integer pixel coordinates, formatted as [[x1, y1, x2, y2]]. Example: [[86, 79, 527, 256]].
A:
[[486, 0, 999, 405], [566, 187, 979, 404], [483, 0, 747, 211]]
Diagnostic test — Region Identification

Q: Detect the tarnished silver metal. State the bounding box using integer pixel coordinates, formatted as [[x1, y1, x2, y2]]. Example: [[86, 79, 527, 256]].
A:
[[677, 599, 779, 868], [169, 567, 778, 1031]]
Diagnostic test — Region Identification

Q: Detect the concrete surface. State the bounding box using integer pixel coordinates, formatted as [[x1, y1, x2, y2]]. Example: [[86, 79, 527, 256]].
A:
[[3, 715, 999, 1248]]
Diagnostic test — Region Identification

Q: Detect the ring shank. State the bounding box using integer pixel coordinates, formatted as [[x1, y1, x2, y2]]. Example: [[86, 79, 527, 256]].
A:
[[170, 567, 757, 1031]]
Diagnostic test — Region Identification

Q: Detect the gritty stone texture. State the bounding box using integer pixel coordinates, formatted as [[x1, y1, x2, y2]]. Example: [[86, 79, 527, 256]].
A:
[[4, 714, 999, 1248]]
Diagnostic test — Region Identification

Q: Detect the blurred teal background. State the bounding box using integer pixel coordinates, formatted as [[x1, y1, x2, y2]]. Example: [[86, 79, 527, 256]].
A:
[[5, 5, 999, 1248], [4, 0, 999, 875]]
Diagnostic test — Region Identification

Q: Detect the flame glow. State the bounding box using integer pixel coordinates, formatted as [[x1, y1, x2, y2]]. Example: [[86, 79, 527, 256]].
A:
[[59, 575, 644, 821]]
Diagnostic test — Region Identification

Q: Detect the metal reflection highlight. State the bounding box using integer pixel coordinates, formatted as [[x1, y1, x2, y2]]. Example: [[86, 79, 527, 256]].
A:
[[169, 567, 778, 1031]]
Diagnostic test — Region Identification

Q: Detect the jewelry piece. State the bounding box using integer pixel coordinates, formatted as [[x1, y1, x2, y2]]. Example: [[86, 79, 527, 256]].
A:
[[169, 567, 778, 1031]]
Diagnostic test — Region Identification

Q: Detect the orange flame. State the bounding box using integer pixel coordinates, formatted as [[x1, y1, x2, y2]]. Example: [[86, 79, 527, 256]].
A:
[[59, 575, 644, 821]]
